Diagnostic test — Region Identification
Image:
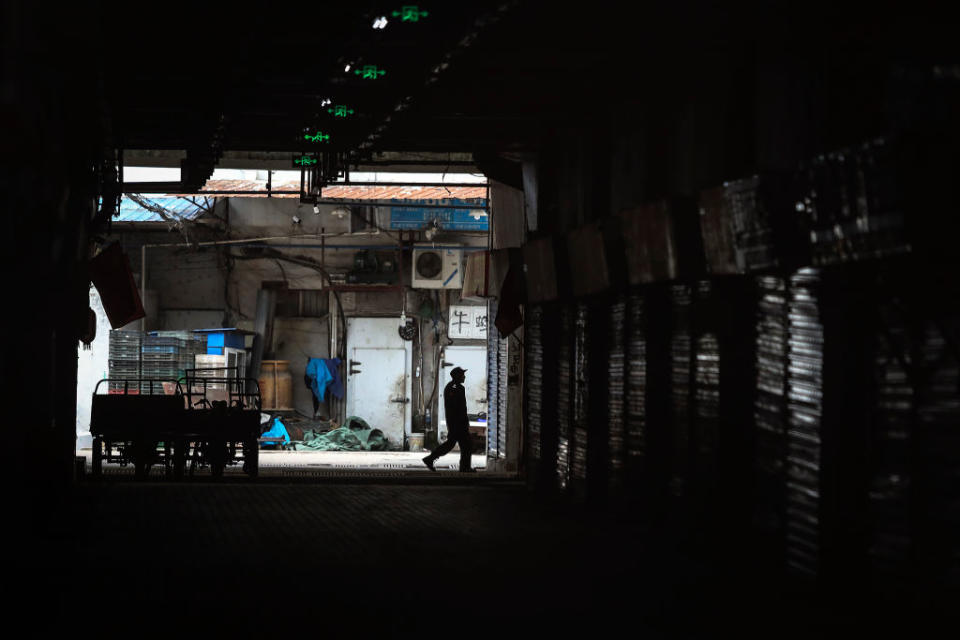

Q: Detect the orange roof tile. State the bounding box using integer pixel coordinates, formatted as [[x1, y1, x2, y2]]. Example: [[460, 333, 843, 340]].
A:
[[190, 180, 487, 201]]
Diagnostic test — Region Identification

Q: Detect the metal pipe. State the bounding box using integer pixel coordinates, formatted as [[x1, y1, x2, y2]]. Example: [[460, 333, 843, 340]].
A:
[[233, 243, 487, 251], [324, 181, 487, 187], [137, 229, 385, 249], [311, 199, 488, 210], [121, 191, 489, 210], [122, 181, 487, 193]]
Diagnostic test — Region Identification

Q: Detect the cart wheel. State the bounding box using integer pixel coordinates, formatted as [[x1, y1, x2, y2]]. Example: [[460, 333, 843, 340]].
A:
[[92, 437, 103, 478], [243, 438, 259, 478], [208, 440, 227, 478], [172, 439, 186, 481], [164, 442, 173, 480], [133, 439, 155, 480]]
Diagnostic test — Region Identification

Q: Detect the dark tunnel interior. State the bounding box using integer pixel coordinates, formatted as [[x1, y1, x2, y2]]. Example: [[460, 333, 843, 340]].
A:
[[4, 0, 959, 635]]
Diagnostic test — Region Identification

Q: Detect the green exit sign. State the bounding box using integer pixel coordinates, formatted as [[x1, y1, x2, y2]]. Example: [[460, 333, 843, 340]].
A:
[[292, 155, 318, 168], [354, 65, 386, 80], [304, 131, 330, 143], [392, 6, 428, 22], [327, 105, 355, 118]]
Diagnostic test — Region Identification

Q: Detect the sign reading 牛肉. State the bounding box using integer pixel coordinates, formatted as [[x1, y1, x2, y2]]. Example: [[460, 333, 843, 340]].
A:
[[448, 305, 488, 340]]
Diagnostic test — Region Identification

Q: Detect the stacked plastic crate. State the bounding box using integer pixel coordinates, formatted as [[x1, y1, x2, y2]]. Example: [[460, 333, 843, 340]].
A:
[[607, 296, 627, 493], [151, 331, 206, 378], [183, 333, 207, 378], [140, 335, 183, 394], [753, 276, 789, 542], [108, 330, 142, 393], [785, 268, 825, 577]]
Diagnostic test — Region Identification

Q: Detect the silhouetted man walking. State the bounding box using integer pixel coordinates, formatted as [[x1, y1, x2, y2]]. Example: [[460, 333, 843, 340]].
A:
[[422, 367, 475, 472]]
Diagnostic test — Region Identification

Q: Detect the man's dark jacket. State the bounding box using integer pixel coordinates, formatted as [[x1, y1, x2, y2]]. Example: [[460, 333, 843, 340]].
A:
[[443, 380, 469, 432]]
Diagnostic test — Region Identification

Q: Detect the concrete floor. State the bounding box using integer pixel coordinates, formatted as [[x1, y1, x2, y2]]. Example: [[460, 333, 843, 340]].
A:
[[21, 457, 950, 636], [75, 448, 493, 476], [19, 479, 948, 637]]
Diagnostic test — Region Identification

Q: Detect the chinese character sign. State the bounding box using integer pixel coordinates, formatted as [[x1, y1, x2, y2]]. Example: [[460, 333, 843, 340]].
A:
[[355, 65, 386, 79], [448, 305, 488, 339]]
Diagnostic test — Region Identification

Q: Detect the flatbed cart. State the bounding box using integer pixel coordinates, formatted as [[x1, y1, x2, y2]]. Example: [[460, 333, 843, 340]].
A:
[[90, 378, 185, 479], [180, 368, 262, 478]]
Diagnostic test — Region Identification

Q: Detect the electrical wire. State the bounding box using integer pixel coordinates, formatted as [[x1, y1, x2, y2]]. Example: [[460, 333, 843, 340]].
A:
[[227, 249, 348, 360]]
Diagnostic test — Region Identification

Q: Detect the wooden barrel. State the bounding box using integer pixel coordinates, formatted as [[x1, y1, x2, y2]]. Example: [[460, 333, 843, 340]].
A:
[[258, 360, 293, 409]]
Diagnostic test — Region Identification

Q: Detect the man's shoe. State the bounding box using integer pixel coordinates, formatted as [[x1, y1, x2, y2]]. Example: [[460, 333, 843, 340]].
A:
[[459, 468, 477, 473], [422, 456, 436, 471]]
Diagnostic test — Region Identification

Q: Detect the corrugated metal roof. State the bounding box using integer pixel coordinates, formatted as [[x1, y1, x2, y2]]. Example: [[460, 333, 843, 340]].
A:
[[115, 196, 211, 222]]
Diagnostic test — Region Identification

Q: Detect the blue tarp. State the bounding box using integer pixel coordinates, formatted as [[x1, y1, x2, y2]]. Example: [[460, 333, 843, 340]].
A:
[[323, 358, 344, 399], [260, 417, 290, 445], [306, 357, 343, 402], [306, 358, 330, 401]]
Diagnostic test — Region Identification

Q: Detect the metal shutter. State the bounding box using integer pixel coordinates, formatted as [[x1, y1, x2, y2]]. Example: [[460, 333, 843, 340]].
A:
[[868, 292, 914, 587], [785, 267, 824, 577], [486, 299, 509, 459], [753, 275, 789, 544], [556, 304, 573, 491], [526, 305, 543, 465], [571, 302, 590, 486], [913, 306, 960, 590], [692, 280, 721, 508], [626, 292, 647, 465], [486, 300, 500, 457], [608, 296, 627, 492], [669, 284, 693, 498]]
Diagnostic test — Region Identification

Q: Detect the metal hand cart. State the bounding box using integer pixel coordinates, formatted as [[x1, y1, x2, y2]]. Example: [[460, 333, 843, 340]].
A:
[[181, 368, 262, 478], [89, 372, 261, 479], [90, 378, 185, 479]]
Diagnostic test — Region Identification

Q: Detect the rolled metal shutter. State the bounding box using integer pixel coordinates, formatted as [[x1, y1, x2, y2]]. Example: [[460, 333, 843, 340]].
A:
[[785, 267, 824, 577], [497, 330, 508, 457], [692, 280, 721, 511], [868, 292, 914, 587], [608, 296, 627, 492], [571, 302, 590, 488], [753, 275, 789, 545], [486, 299, 510, 459], [556, 304, 573, 491], [669, 284, 694, 499], [487, 301, 499, 456], [525, 305, 543, 465], [914, 307, 960, 590], [626, 292, 647, 467]]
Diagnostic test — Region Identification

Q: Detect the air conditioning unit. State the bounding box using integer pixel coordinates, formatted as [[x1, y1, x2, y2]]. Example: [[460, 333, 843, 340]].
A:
[[411, 244, 463, 289]]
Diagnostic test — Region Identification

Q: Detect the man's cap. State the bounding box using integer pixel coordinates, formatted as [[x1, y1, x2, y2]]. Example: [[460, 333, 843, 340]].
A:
[[451, 367, 467, 378]]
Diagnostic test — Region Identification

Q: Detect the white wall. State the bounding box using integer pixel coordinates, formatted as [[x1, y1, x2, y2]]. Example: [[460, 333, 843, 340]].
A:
[[75, 286, 113, 449], [273, 317, 330, 417]]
